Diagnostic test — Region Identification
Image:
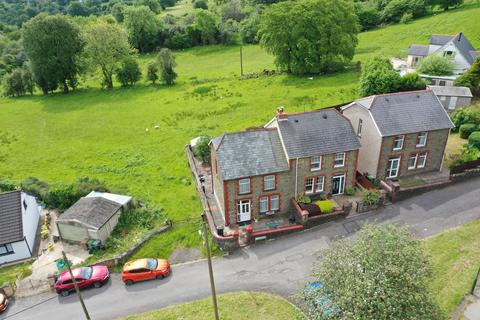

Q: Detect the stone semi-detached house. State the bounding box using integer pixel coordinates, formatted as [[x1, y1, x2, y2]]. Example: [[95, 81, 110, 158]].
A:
[[210, 108, 360, 227], [342, 90, 454, 181]]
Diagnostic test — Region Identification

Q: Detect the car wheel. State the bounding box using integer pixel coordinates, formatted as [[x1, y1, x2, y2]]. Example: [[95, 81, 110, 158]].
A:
[[93, 282, 102, 288], [60, 290, 70, 297], [125, 280, 134, 286], [156, 274, 164, 280]]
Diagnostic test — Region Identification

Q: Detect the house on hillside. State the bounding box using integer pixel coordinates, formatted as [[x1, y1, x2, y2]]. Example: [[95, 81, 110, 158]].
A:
[[342, 90, 454, 181], [428, 85, 472, 111], [407, 32, 480, 74], [56, 192, 132, 243], [0, 190, 40, 265], [210, 108, 360, 227]]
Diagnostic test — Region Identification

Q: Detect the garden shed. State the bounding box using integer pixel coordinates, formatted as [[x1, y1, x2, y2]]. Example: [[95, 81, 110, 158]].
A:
[[56, 193, 131, 243], [429, 85, 473, 111]]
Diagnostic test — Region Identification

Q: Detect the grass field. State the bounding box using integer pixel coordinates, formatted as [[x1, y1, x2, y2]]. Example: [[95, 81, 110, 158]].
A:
[[0, 3, 480, 261], [0, 262, 32, 288], [119, 291, 306, 320], [426, 219, 480, 317]]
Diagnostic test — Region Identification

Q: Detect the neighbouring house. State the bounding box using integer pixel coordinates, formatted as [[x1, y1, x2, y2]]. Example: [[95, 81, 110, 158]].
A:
[[0, 190, 40, 265], [56, 192, 132, 243], [210, 108, 360, 227], [342, 90, 454, 181], [429, 85, 473, 111], [407, 32, 480, 74]]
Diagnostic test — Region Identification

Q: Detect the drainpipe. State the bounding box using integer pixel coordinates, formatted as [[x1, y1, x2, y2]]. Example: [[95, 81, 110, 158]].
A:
[[295, 158, 299, 198], [440, 128, 451, 172]]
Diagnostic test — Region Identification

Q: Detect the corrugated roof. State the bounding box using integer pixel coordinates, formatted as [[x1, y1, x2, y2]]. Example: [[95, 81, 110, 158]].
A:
[[215, 129, 289, 181], [277, 109, 361, 158], [367, 90, 454, 136], [57, 197, 122, 229], [428, 85, 473, 97], [0, 190, 24, 244], [408, 45, 429, 56]]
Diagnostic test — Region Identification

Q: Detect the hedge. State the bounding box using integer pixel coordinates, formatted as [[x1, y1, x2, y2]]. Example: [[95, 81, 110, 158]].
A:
[[468, 131, 480, 149], [459, 123, 478, 139]]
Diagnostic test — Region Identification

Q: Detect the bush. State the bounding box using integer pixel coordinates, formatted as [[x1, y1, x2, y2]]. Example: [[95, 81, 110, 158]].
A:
[[355, 3, 380, 31], [345, 187, 356, 196], [459, 123, 477, 139], [147, 62, 159, 84], [400, 12, 413, 24], [316, 200, 335, 213], [358, 56, 401, 96], [116, 57, 142, 87], [45, 185, 77, 211], [193, 135, 211, 162], [468, 131, 480, 149], [450, 108, 480, 131], [363, 189, 381, 206], [297, 194, 311, 204], [417, 55, 454, 76], [41, 224, 49, 240], [0, 179, 15, 192], [21, 177, 49, 200], [399, 72, 426, 91], [193, 0, 208, 9]]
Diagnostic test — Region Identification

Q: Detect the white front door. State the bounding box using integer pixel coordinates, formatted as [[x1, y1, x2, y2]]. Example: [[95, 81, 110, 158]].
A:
[[387, 157, 401, 178], [332, 174, 345, 195], [237, 200, 251, 223]]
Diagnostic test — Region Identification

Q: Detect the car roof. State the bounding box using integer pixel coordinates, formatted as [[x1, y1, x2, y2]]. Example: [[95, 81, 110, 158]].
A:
[[58, 267, 89, 281], [123, 259, 150, 272]]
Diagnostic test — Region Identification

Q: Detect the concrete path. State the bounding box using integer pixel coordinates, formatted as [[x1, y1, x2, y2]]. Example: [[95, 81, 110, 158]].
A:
[[1, 177, 479, 320]]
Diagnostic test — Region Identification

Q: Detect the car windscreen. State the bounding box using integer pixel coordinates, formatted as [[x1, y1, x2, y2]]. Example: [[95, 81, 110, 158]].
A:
[[80, 267, 93, 279], [146, 259, 158, 270]]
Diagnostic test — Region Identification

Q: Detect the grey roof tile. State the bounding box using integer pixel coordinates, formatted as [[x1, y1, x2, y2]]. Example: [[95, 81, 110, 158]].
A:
[[430, 34, 454, 45], [367, 90, 454, 136], [429, 85, 473, 97], [215, 129, 289, 181], [0, 190, 24, 244], [277, 109, 361, 158], [408, 45, 429, 56], [451, 33, 477, 64], [57, 197, 122, 229]]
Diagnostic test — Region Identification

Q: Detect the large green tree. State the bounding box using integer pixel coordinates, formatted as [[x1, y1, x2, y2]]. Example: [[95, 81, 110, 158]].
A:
[[258, 0, 359, 74], [417, 54, 454, 76], [429, 0, 464, 11], [305, 224, 441, 320], [193, 9, 219, 45], [22, 14, 85, 94], [157, 48, 177, 85], [123, 5, 162, 53], [358, 56, 401, 96], [455, 57, 480, 93], [83, 22, 134, 89]]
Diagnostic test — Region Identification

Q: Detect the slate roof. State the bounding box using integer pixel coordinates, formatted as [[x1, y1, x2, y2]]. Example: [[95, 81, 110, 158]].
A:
[[471, 51, 480, 59], [57, 197, 122, 229], [213, 129, 289, 181], [277, 109, 361, 159], [429, 85, 473, 97], [408, 45, 429, 56], [450, 33, 477, 64], [362, 90, 454, 136], [430, 34, 454, 46], [0, 190, 24, 244]]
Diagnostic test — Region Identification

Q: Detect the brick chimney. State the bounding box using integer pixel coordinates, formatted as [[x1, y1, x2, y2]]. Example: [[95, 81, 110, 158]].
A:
[[276, 107, 288, 120]]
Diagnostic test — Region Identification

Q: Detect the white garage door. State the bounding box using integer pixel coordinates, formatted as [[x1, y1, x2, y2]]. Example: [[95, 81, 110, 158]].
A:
[[58, 223, 89, 242]]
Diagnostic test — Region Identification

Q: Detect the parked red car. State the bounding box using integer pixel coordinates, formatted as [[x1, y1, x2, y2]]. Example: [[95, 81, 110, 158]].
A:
[[122, 258, 170, 285], [0, 292, 8, 313], [55, 265, 109, 297]]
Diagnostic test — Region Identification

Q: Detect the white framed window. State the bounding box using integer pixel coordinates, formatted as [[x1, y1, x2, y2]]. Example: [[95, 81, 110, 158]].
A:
[[387, 157, 401, 178], [417, 153, 427, 168], [408, 154, 418, 170], [311, 156, 322, 171], [416, 132, 427, 147], [393, 135, 404, 151], [259, 196, 269, 213], [305, 177, 314, 194], [238, 178, 251, 194], [270, 195, 279, 211], [237, 200, 251, 222], [443, 50, 455, 58], [334, 152, 345, 168], [315, 176, 324, 192], [357, 119, 363, 137], [263, 175, 276, 191]]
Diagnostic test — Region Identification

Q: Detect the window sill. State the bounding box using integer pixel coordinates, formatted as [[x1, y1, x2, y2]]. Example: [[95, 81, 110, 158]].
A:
[[263, 189, 276, 192], [334, 165, 345, 168], [310, 168, 321, 172], [392, 148, 403, 151], [415, 145, 426, 148]]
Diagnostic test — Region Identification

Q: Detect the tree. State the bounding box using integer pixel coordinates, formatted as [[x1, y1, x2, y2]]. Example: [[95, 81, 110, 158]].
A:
[[305, 224, 441, 320], [83, 22, 133, 89], [358, 56, 401, 96], [355, 2, 380, 31], [417, 55, 454, 76], [22, 14, 85, 94], [399, 72, 426, 91], [455, 57, 480, 93], [430, 0, 464, 11], [134, 0, 162, 14], [67, 1, 90, 17], [193, 135, 211, 162], [123, 6, 162, 53], [157, 48, 177, 85], [258, 0, 359, 74], [147, 62, 159, 84], [160, 0, 177, 9], [22, 64, 34, 95], [3, 68, 24, 97], [194, 9, 219, 45], [116, 57, 142, 87], [193, 0, 208, 9]]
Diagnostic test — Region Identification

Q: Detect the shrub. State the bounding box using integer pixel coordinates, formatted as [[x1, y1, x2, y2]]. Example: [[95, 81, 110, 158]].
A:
[[41, 224, 49, 240], [116, 57, 142, 87], [459, 123, 477, 139], [345, 187, 356, 196], [399, 72, 426, 91], [358, 56, 401, 96], [193, 135, 211, 162], [297, 194, 311, 204], [400, 12, 413, 24], [45, 185, 77, 211], [21, 177, 49, 200], [147, 62, 159, 84], [316, 200, 335, 213], [468, 131, 480, 149], [450, 108, 480, 131], [193, 0, 208, 9], [363, 189, 381, 206], [0, 179, 15, 192], [417, 55, 454, 76], [116, 205, 165, 231]]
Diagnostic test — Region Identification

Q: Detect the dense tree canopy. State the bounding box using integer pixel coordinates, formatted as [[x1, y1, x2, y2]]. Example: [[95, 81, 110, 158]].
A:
[[22, 13, 85, 94], [116, 56, 141, 87], [123, 5, 163, 53], [359, 56, 401, 96], [305, 224, 441, 320], [455, 57, 480, 94], [258, 0, 359, 74]]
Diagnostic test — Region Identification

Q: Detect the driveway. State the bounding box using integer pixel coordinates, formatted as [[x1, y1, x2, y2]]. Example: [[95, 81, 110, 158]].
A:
[[2, 177, 480, 320]]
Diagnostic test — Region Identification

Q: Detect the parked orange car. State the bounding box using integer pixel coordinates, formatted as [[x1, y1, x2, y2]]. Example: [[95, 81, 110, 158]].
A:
[[122, 258, 170, 285]]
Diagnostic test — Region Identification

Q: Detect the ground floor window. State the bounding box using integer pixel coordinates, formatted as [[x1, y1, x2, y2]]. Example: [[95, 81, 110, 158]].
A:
[[305, 176, 324, 194], [259, 195, 280, 213], [408, 153, 427, 170], [0, 243, 14, 256]]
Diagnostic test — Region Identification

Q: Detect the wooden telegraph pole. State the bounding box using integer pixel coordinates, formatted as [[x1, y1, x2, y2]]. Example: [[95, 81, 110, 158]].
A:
[[201, 213, 220, 320], [61, 251, 91, 320]]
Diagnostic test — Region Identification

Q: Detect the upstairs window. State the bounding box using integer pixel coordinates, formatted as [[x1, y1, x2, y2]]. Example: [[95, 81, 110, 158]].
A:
[[393, 136, 404, 151], [238, 178, 251, 194], [311, 156, 322, 171], [263, 175, 276, 191], [443, 50, 455, 58], [416, 132, 427, 147], [357, 119, 363, 137], [334, 153, 345, 168]]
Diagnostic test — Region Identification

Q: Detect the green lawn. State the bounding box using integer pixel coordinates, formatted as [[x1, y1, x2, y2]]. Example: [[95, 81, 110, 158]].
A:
[[426, 219, 480, 317], [0, 262, 32, 287], [119, 291, 306, 320], [0, 3, 480, 263]]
